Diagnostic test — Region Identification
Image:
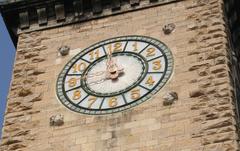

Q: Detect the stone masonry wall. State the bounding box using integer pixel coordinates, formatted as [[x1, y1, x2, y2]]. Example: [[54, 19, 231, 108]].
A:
[[1, 0, 239, 150]]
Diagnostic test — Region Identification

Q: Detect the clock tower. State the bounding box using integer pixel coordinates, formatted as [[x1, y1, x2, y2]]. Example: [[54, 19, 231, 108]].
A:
[[1, 0, 240, 150]]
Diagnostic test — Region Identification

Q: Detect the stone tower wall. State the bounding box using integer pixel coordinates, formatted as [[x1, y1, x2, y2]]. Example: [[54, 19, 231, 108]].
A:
[[1, 0, 239, 150]]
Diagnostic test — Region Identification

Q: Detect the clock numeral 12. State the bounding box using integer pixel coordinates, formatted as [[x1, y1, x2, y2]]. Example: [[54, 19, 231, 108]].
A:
[[108, 42, 123, 53], [132, 42, 138, 51], [108, 97, 118, 107]]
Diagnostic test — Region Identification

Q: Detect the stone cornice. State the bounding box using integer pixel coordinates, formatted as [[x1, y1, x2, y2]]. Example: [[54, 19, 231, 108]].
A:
[[1, 0, 181, 32], [0, 0, 182, 45]]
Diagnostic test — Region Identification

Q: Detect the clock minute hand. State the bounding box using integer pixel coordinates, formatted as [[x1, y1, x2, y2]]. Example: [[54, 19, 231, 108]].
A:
[[86, 68, 124, 86], [85, 71, 106, 78]]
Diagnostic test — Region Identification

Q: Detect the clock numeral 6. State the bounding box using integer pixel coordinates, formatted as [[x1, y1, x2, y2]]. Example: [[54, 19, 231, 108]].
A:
[[108, 97, 118, 107], [88, 97, 97, 108], [146, 48, 156, 57], [73, 62, 87, 73], [146, 76, 155, 86], [131, 89, 140, 100], [89, 49, 100, 60], [72, 90, 81, 100], [152, 60, 161, 70]]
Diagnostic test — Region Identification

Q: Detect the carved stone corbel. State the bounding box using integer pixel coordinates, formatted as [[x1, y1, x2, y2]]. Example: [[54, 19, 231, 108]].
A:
[[55, 3, 65, 22], [73, 0, 83, 17], [150, 0, 158, 2], [91, 0, 102, 14], [37, 7, 47, 26], [19, 11, 29, 29], [112, 0, 121, 11], [130, 0, 140, 7]]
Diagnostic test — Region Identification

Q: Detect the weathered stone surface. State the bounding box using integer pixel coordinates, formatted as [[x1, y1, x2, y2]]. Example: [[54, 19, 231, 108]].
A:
[[24, 52, 39, 59], [1, 138, 22, 146], [32, 57, 45, 63], [189, 89, 205, 97], [210, 64, 227, 74], [202, 118, 234, 130], [18, 88, 33, 97], [185, 0, 239, 150], [32, 69, 46, 75]]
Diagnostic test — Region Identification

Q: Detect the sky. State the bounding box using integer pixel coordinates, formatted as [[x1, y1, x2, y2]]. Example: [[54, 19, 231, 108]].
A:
[[0, 14, 16, 137]]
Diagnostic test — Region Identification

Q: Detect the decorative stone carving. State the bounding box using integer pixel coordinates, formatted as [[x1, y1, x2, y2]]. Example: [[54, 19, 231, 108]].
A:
[[50, 114, 64, 126], [162, 23, 176, 35], [58, 46, 70, 56], [163, 91, 178, 106]]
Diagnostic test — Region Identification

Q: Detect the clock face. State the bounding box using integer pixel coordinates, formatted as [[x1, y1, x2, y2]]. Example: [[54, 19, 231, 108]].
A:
[[56, 36, 173, 115]]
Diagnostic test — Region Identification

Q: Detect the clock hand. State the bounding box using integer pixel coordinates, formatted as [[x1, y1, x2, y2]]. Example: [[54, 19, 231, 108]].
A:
[[86, 68, 124, 85], [87, 78, 107, 86], [106, 50, 113, 70], [85, 70, 106, 78]]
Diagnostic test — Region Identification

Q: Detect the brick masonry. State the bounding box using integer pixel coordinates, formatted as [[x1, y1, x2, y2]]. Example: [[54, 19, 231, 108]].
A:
[[1, 0, 239, 150]]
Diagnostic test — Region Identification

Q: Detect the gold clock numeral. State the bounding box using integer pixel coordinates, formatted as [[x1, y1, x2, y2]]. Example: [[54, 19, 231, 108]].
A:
[[146, 48, 156, 57], [68, 78, 77, 87], [114, 42, 122, 52], [73, 62, 87, 73], [108, 42, 123, 53], [153, 60, 161, 70], [72, 90, 81, 100], [108, 97, 118, 107], [132, 42, 138, 51], [146, 76, 155, 86], [88, 97, 97, 108], [89, 49, 100, 60], [131, 89, 140, 100], [73, 64, 78, 73]]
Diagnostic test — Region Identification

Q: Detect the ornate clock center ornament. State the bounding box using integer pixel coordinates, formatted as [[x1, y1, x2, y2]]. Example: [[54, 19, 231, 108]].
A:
[[56, 36, 173, 114]]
